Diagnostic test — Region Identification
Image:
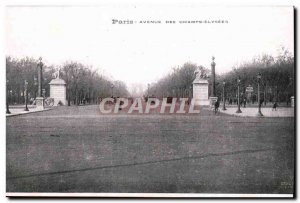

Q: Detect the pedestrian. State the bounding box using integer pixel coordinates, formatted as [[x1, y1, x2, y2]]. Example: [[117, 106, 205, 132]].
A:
[[259, 98, 264, 110], [214, 100, 220, 115], [272, 102, 277, 111], [243, 98, 246, 108], [260, 98, 264, 107]]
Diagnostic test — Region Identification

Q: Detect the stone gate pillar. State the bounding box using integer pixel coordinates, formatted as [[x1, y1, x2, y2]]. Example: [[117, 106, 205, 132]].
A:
[[49, 78, 67, 106], [193, 78, 209, 106]]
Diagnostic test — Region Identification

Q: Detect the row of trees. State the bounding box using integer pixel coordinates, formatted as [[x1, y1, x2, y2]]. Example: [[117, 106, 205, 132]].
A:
[[148, 63, 209, 98], [6, 57, 129, 105], [148, 47, 294, 104], [216, 49, 294, 104], [6, 47, 294, 106]]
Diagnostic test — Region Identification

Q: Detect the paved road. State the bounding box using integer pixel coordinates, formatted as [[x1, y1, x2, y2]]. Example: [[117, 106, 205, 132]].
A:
[[6, 105, 294, 194]]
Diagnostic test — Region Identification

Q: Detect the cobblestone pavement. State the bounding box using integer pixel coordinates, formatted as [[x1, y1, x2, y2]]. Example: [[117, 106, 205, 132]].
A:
[[6, 105, 294, 194]]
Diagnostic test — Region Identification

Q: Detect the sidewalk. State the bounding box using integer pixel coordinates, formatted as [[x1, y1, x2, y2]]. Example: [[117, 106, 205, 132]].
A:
[[6, 107, 52, 117], [217, 107, 294, 117]]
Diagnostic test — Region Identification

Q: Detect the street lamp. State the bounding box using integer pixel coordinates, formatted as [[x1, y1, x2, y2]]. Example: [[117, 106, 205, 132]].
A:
[[24, 80, 29, 111], [34, 76, 38, 98], [222, 81, 227, 110], [236, 78, 242, 113], [257, 73, 263, 117], [6, 80, 11, 114], [111, 84, 114, 97]]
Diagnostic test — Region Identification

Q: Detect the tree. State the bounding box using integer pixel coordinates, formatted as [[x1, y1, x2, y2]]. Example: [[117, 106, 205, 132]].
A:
[[149, 62, 209, 98], [216, 49, 294, 104], [6, 57, 130, 105]]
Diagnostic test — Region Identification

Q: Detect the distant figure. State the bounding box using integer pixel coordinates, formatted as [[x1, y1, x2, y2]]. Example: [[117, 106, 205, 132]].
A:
[[252, 96, 256, 104], [187, 98, 191, 105], [260, 99, 264, 107], [229, 98, 232, 105], [272, 102, 278, 111], [30, 98, 35, 105], [214, 100, 220, 115], [243, 98, 246, 108], [119, 100, 124, 110], [258, 99, 263, 110]]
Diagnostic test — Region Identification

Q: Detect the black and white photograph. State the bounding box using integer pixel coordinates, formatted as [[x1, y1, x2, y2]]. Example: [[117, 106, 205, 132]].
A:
[[4, 2, 295, 198]]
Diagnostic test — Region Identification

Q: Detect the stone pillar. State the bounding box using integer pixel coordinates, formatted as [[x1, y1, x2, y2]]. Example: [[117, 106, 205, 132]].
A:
[[49, 78, 67, 106], [209, 56, 218, 106], [38, 59, 43, 97], [193, 78, 209, 106], [211, 56, 216, 97]]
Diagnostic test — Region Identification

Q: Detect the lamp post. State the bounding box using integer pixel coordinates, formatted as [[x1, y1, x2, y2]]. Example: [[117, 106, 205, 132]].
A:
[[222, 81, 227, 110], [6, 80, 11, 114], [24, 80, 29, 111], [257, 73, 263, 116], [287, 76, 292, 106], [34, 76, 38, 99], [236, 78, 242, 113], [111, 84, 114, 97], [275, 85, 278, 103], [263, 83, 266, 106]]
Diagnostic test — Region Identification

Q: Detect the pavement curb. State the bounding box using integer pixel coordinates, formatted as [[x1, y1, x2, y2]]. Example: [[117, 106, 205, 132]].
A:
[[217, 110, 293, 118], [6, 108, 53, 117]]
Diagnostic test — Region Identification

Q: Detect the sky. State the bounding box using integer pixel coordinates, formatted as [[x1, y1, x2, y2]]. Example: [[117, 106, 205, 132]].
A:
[[5, 5, 294, 90]]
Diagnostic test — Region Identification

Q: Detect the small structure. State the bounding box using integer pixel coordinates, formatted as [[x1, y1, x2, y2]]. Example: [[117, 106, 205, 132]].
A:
[[49, 70, 67, 106], [193, 66, 209, 106]]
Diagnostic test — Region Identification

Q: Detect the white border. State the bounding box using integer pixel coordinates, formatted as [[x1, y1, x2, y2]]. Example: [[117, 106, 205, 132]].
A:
[[5, 193, 294, 198], [1, 0, 298, 201]]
